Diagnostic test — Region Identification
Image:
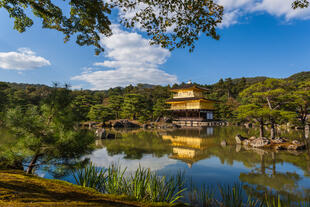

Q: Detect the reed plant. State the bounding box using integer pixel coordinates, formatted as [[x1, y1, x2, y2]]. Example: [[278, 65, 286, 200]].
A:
[[188, 181, 215, 207], [72, 162, 106, 192], [104, 163, 127, 195], [127, 166, 151, 200], [72, 163, 186, 204], [147, 171, 186, 204], [218, 183, 244, 207]]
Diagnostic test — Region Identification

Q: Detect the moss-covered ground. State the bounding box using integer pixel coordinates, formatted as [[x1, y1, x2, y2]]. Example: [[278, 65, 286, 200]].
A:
[[0, 170, 175, 207]]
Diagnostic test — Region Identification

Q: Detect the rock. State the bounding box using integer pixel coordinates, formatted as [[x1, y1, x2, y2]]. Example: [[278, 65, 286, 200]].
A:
[[95, 128, 106, 139], [235, 144, 242, 152], [305, 124, 309, 139], [249, 137, 270, 148], [287, 144, 305, 150], [292, 140, 302, 145], [235, 134, 247, 144], [106, 133, 115, 139], [274, 145, 285, 151], [142, 124, 149, 129], [287, 140, 306, 150], [249, 136, 256, 140], [244, 123, 253, 128], [220, 140, 227, 147], [242, 139, 251, 146], [272, 137, 288, 144], [112, 120, 140, 128], [163, 117, 172, 123]]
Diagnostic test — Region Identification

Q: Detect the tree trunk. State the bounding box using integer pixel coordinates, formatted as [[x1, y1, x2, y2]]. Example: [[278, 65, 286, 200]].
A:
[[305, 124, 309, 139], [271, 121, 276, 139], [26, 154, 40, 174], [260, 154, 265, 174], [259, 119, 264, 138], [272, 152, 276, 176]]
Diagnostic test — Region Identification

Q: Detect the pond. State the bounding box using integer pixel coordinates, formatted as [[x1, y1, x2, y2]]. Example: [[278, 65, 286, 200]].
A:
[[3, 126, 310, 203]]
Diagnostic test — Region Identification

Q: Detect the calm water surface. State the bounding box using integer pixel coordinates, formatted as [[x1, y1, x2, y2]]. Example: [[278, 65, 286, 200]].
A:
[[3, 127, 310, 201]]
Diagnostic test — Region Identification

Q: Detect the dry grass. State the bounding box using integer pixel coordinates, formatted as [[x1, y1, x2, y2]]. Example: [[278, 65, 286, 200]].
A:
[[0, 170, 173, 207]]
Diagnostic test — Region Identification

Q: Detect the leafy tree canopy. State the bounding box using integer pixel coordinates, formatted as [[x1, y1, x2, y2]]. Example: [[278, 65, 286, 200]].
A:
[[0, 0, 223, 54]]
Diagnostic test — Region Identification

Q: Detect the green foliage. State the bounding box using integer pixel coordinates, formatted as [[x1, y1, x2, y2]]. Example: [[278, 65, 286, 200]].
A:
[[72, 162, 106, 192], [72, 163, 186, 204], [121, 94, 149, 121], [153, 98, 169, 120], [2, 85, 95, 174], [1, 71, 310, 127], [102, 130, 172, 159], [108, 95, 124, 119], [0, 0, 223, 54], [88, 104, 114, 122], [218, 183, 243, 207], [292, 0, 309, 9], [188, 181, 215, 207], [72, 95, 99, 121]]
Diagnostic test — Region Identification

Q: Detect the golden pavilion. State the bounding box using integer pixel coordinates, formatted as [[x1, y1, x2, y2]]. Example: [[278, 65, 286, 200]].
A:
[[166, 83, 216, 122]]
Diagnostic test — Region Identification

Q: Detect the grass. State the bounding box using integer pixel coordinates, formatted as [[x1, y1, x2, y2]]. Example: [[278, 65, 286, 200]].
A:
[[0, 169, 178, 207], [72, 163, 186, 204]]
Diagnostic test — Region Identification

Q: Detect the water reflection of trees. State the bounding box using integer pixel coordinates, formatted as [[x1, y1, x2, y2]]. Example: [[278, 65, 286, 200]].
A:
[[99, 130, 172, 159], [166, 127, 310, 203], [239, 153, 310, 204], [98, 127, 310, 200]]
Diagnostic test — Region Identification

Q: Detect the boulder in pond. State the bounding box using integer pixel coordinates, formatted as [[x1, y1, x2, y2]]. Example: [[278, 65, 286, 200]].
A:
[[235, 134, 247, 144], [249, 137, 270, 148], [220, 140, 227, 147], [112, 119, 140, 128], [287, 144, 306, 151], [106, 133, 116, 139], [95, 128, 106, 139], [272, 137, 288, 144], [242, 139, 251, 146]]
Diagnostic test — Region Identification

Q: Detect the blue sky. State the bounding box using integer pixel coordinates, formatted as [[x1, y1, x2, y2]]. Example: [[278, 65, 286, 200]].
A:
[[0, 0, 310, 90]]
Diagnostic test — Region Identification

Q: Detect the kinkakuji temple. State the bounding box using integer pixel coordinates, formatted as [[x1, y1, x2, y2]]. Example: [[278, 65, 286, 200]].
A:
[[166, 83, 217, 126]]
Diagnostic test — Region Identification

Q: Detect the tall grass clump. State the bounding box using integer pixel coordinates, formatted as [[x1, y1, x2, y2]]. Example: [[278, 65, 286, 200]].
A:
[[104, 163, 127, 194], [72, 162, 106, 192], [218, 183, 244, 207], [72, 163, 186, 204], [188, 181, 215, 207], [147, 171, 186, 203], [127, 166, 151, 200]]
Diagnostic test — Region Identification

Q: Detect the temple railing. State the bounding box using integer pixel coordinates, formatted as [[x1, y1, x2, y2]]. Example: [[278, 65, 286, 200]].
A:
[[175, 117, 204, 121]]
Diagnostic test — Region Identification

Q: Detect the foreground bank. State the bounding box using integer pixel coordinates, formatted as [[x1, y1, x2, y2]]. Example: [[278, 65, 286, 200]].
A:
[[0, 170, 176, 207]]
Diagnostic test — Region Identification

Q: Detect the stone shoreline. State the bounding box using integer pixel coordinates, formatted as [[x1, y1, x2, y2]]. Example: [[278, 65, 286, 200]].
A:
[[235, 134, 307, 151]]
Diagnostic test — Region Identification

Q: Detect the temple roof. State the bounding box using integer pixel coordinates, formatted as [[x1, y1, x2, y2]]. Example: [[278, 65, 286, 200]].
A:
[[166, 97, 216, 103], [170, 84, 209, 92]]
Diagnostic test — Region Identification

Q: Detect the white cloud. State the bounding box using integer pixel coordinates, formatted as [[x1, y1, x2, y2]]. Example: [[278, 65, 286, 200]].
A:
[[0, 48, 51, 70], [217, 0, 310, 27], [72, 25, 178, 90], [219, 10, 241, 28]]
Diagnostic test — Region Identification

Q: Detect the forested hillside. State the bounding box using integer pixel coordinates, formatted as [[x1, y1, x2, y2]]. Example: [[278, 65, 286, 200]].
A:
[[0, 71, 309, 124]]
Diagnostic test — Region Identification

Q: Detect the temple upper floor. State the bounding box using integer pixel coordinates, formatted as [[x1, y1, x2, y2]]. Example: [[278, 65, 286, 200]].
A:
[[170, 85, 209, 99], [173, 90, 203, 99]]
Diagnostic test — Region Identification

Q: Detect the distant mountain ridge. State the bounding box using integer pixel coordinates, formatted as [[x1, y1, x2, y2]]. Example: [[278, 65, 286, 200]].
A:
[[1, 71, 309, 91]]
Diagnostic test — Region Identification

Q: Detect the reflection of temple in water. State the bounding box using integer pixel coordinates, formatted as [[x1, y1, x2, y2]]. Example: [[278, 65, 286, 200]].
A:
[[161, 127, 215, 167]]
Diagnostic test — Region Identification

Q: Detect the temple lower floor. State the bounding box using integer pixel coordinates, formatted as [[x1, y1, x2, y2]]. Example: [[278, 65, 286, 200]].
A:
[[171, 109, 214, 121]]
